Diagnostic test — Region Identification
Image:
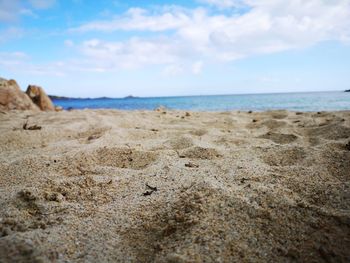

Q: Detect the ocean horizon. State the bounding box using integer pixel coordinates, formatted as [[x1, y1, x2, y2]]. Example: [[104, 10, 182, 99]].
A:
[[52, 90, 350, 112]]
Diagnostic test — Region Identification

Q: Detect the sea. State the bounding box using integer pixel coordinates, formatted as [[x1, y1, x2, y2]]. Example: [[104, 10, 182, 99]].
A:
[[52, 91, 350, 112]]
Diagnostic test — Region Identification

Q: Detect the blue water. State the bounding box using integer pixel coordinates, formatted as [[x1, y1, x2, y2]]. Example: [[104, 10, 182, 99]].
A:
[[52, 91, 350, 111]]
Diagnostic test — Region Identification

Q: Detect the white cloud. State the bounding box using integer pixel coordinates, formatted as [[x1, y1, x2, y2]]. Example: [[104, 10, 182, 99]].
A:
[[19, 8, 38, 18], [192, 61, 203, 74], [0, 27, 25, 43], [70, 0, 350, 70], [0, 0, 55, 22], [70, 7, 193, 33], [2, 0, 350, 77], [80, 37, 188, 69], [198, 0, 246, 9], [0, 51, 29, 61], [64, 39, 74, 47], [0, 0, 21, 21], [29, 0, 56, 9], [259, 76, 279, 83], [0, 51, 66, 76], [163, 64, 184, 76]]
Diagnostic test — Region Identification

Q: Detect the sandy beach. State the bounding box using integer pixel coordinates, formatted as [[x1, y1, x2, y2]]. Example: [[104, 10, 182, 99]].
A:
[[0, 109, 349, 262]]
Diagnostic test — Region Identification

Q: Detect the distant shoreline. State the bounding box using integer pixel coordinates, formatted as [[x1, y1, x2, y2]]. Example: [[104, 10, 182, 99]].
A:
[[50, 90, 346, 101]]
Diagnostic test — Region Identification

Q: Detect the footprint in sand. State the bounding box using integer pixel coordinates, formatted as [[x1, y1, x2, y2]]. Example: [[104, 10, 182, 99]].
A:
[[166, 136, 194, 150], [258, 132, 298, 144], [45, 177, 116, 204], [94, 147, 157, 170], [75, 127, 111, 144], [179, 146, 221, 160], [306, 124, 350, 140], [189, 129, 207, 136], [267, 110, 289, 120], [122, 183, 217, 261], [260, 146, 306, 166], [247, 119, 287, 130]]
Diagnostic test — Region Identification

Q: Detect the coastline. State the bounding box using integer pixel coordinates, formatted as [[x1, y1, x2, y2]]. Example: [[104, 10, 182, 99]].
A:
[[50, 91, 350, 112], [0, 109, 349, 262]]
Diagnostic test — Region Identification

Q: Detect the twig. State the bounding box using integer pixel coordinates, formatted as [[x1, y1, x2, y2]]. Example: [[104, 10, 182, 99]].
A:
[[23, 121, 41, 130], [143, 183, 158, 196]]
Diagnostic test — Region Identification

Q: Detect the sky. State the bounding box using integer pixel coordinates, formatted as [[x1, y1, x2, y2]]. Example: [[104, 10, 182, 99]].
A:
[[1, 0, 350, 97]]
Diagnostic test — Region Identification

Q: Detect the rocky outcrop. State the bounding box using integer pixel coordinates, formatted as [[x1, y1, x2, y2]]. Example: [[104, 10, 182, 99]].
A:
[[0, 78, 39, 111], [55, 106, 63, 112], [0, 77, 56, 112], [26, 85, 55, 111]]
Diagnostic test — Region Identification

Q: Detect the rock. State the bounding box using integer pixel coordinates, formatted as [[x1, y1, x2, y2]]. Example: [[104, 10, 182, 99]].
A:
[[185, 162, 199, 168], [345, 141, 350, 151], [0, 78, 39, 111], [0, 77, 55, 112], [155, 106, 167, 114], [55, 106, 63, 112], [44, 192, 64, 202], [26, 85, 55, 111], [18, 189, 37, 202]]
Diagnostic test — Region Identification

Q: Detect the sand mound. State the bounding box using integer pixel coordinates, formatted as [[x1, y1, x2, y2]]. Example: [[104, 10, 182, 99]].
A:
[[0, 188, 64, 238], [322, 149, 350, 181], [0, 237, 52, 262]]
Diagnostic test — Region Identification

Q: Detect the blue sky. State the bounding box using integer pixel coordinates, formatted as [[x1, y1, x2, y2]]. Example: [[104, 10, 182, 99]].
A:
[[1, 0, 350, 97]]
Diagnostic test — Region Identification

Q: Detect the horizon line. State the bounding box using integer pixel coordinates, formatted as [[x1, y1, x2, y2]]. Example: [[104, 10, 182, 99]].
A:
[[50, 89, 346, 100]]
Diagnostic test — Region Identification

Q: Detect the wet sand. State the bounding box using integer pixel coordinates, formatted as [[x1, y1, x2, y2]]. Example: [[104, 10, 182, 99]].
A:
[[0, 109, 349, 262]]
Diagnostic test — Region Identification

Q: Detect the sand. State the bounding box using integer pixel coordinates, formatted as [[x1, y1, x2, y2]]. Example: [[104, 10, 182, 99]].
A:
[[0, 109, 349, 262]]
